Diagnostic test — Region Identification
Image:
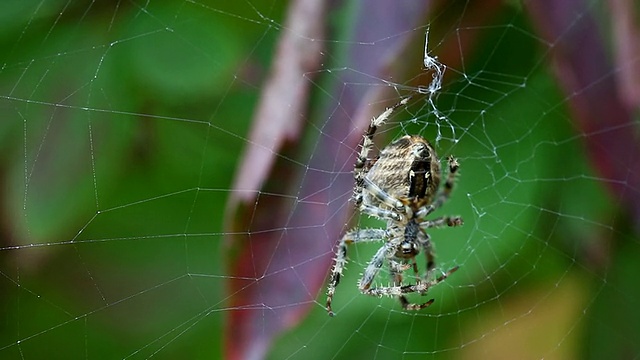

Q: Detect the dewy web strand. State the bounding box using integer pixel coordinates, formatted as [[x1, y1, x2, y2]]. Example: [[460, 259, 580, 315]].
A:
[[419, 28, 456, 144], [0, 2, 637, 359]]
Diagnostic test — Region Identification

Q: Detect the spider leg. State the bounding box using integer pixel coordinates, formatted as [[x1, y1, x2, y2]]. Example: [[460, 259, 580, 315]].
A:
[[359, 203, 403, 222], [400, 265, 459, 294], [389, 257, 432, 310], [415, 224, 460, 284], [364, 265, 459, 310], [416, 231, 436, 280], [361, 250, 437, 311], [352, 139, 375, 207], [357, 241, 394, 293], [420, 216, 463, 229], [353, 97, 411, 207], [326, 228, 387, 316], [416, 156, 460, 218], [362, 281, 435, 310], [399, 295, 435, 311], [363, 177, 405, 214]]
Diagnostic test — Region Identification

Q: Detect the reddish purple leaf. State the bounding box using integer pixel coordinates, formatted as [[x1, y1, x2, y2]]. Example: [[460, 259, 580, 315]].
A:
[[224, 0, 326, 359], [229, 0, 325, 204], [223, 1, 436, 359], [610, 0, 640, 110]]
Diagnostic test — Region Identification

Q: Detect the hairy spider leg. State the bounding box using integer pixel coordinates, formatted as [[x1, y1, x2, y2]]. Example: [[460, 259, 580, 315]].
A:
[[420, 216, 463, 229], [353, 97, 411, 207], [326, 228, 388, 316], [389, 254, 435, 310], [358, 241, 395, 292], [399, 266, 459, 295], [416, 230, 436, 280], [354, 227, 441, 311], [361, 177, 405, 217], [359, 203, 403, 222], [363, 265, 459, 306]]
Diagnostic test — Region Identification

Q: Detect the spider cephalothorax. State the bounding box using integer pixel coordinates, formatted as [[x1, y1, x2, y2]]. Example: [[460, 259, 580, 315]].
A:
[[326, 97, 462, 316]]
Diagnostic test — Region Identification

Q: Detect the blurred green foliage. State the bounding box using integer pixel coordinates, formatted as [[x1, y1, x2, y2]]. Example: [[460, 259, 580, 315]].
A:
[[0, 1, 285, 358], [1, 1, 638, 359]]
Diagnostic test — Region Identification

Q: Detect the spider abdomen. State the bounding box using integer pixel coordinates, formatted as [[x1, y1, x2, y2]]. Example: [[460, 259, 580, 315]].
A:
[[365, 135, 441, 207]]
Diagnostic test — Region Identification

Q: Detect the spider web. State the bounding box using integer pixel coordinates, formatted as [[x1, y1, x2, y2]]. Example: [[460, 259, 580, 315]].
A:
[[1, 0, 639, 359]]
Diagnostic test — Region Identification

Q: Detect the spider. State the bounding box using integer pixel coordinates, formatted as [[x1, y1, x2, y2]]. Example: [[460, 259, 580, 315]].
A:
[[325, 97, 462, 316]]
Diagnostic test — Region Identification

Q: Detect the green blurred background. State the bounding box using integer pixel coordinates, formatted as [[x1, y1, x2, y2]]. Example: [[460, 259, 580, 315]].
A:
[[1, 1, 638, 359]]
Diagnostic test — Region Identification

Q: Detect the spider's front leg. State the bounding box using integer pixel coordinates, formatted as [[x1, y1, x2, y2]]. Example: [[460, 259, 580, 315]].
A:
[[420, 216, 463, 232], [400, 265, 459, 295], [326, 228, 387, 316], [418, 220, 460, 284], [362, 177, 406, 217], [358, 246, 435, 311], [353, 97, 411, 208], [417, 221, 461, 283], [362, 281, 435, 310], [357, 241, 394, 293], [365, 265, 459, 310], [356, 181, 408, 229], [389, 258, 435, 311]]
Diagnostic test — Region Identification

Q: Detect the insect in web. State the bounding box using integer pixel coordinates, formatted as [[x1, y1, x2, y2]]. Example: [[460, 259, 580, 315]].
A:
[[325, 97, 462, 316]]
